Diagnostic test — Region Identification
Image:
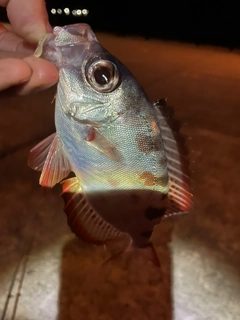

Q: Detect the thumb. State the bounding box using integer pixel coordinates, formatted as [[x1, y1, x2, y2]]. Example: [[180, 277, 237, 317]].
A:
[[5, 0, 52, 43]]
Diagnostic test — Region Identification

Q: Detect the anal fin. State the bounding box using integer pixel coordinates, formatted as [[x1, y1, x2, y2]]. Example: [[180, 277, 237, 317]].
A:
[[61, 177, 125, 244]]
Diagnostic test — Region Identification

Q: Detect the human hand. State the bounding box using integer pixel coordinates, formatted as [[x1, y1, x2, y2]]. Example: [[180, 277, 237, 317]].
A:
[[0, 0, 58, 94]]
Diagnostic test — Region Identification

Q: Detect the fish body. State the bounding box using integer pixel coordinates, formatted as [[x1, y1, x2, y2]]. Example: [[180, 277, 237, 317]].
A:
[[29, 24, 192, 250]]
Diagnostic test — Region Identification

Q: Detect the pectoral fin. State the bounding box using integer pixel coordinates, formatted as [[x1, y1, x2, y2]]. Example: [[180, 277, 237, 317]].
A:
[[61, 177, 125, 244], [86, 127, 121, 161], [28, 133, 72, 188]]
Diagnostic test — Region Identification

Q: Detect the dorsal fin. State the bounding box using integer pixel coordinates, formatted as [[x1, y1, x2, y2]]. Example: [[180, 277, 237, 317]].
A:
[[153, 99, 193, 216], [60, 177, 126, 244]]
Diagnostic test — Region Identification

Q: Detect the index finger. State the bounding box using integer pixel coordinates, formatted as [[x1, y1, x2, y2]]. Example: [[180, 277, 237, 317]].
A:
[[0, 0, 52, 43]]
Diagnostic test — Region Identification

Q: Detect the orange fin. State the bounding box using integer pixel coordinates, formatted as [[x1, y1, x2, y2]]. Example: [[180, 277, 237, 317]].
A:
[[60, 177, 125, 244], [28, 133, 72, 187], [86, 127, 121, 161], [154, 99, 193, 216]]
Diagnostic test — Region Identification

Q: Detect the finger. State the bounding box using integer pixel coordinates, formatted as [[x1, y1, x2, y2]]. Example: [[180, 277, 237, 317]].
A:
[[0, 50, 27, 59], [16, 56, 58, 95], [0, 31, 35, 56], [1, 0, 52, 43], [0, 58, 32, 91]]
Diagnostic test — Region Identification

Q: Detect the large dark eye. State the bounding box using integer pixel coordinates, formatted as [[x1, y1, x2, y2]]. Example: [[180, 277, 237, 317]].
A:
[[94, 67, 111, 85], [86, 60, 120, 93]]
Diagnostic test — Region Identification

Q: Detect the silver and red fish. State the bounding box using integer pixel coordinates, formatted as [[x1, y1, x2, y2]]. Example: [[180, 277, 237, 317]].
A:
[[28, 24, 192, 263]]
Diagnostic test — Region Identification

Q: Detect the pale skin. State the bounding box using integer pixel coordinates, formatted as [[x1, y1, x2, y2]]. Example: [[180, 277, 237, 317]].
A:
[[0, 0, 58, 94]]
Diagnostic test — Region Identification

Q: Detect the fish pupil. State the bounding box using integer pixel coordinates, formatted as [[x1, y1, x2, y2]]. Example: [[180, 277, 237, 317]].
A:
[[94, 67, 111, 85]]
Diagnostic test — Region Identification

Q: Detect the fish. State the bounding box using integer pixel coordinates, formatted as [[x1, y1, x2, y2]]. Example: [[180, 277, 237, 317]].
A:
[[28, 24, 192, 265]]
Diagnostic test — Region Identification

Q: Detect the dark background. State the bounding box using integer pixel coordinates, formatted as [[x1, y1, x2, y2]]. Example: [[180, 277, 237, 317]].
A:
[[1, 1, 240, 48]]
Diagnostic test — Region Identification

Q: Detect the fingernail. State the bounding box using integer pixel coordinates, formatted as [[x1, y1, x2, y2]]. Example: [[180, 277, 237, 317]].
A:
[[26, 30, 48, 44], [17, 77, 31, 85], [0, 23, 8, 34], [33, 82, 57, 93], [45, 21, 53, 33]]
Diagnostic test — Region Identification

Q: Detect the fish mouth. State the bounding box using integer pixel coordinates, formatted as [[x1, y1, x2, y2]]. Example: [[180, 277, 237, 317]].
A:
[[34, 24, 99, 65], [57, 24, 98, 43], [52, 24, 98, 48]]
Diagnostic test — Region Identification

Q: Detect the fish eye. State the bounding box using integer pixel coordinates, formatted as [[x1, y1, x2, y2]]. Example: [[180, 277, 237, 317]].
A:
[[86, 60, 120, 93]]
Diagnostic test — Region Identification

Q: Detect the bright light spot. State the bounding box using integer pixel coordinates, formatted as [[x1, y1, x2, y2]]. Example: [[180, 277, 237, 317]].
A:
[[76, 9, 82, 16], [57, 8, 62, 14], [82, 9, 89, 16], [64, 8, 70, 15], [51, 8, 56, 14], [72, 9, 77, 16]]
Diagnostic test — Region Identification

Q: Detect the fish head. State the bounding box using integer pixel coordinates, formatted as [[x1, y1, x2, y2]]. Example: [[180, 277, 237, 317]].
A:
[[37, 23, 148, 126]]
